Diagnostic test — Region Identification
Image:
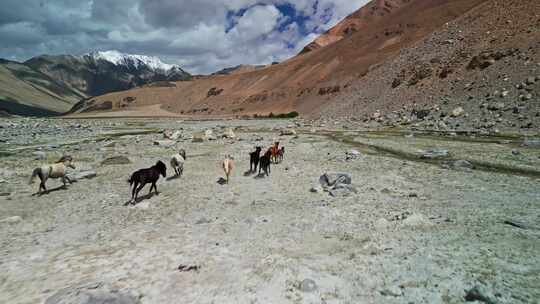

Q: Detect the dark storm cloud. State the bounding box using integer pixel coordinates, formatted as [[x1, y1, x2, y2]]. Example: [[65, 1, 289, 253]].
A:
[[0, 0, 369, 74]]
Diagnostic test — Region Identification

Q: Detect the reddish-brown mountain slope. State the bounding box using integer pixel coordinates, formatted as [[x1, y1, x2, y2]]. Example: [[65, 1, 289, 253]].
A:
[[70, 0, 490, 118], [320, 0, 540, 131], [300, 0, 409, 54]]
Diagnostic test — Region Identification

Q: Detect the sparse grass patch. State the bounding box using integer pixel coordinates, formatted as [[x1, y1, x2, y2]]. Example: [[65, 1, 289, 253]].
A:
[[254, 111, 299, 119]]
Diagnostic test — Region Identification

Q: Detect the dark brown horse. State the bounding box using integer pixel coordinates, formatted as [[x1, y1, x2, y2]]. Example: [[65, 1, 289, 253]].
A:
[[249, 146, 262, 173], [127, 161, 167, 204], [259, 150, 272, 176]]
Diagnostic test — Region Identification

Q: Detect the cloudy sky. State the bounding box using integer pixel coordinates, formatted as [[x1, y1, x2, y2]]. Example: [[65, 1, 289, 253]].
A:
[[0, 0, 368, 74]]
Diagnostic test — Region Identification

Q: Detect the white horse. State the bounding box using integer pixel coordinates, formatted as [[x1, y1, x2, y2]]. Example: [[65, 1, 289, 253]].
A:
[[222, 155, 234, 184], [29, 155, 75, 194], [170, 149, 186, 177]]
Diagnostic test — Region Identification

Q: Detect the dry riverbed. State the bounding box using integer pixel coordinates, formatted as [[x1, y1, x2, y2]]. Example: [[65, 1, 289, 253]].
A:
[[1, 118, 539, 304]]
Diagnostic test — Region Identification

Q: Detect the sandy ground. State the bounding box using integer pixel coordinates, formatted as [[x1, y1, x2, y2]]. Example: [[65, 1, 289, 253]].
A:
[[1, 118, 539, 304]]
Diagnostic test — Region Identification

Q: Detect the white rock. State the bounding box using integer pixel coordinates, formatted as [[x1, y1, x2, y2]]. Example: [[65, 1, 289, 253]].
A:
[[0, 216, 22, 224], [451, 107, 465, 117], [403, 213, 433, 227], [280, 129, 297, 136]]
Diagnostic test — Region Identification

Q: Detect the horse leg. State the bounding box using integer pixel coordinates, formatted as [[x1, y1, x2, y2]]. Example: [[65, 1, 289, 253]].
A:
[[132, 182, 140, 202], [153, 182, 159, 195], [134, 183, 145, 202], [39, 175, 47, 194]]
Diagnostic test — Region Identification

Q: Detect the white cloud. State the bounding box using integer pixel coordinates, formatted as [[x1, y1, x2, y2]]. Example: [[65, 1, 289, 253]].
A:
[[0, 0, 369, 74]]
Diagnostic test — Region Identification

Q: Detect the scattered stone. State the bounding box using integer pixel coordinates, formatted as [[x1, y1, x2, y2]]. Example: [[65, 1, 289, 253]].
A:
[[103, 142, 116, 148], [192, 132, 206, 142], [464, 285, 496, 304], [380, 286, 403, 297], [511, 150, 521, 156], [163, 129, 181, 140], [451, 160, 474, 171], [280, 129, 297, 136], [222, 128, 236, 139], [504, 219, 538, 230], [488, 102, 505, 111], [522, 139, 540, 148], [177, 265, 201, 272], [526, 77, 536, 85], [66, 171, 97, 182], [521, 93, 533, 101], [403, 213, 433, 227], [101, 156, 131, 166], [205, 130, 216, 140], [195, 217, 212, 225], [45, 282, 140, 304], [420, 148, 450, 159], [319, 172, 352, 188], [153, 140, 175, 147], [346, 149, 362, 161], [299, 279, 318, 293], [33, 151, 46, 160], [375, 218, 390, 229], [309, 185, 323, 193], [451, 107, 465, 117], [0, 216, 22, 224]]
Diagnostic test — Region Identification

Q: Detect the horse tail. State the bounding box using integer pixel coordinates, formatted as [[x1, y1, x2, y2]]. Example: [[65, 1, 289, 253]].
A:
[[29, 168, 41, 184], [127, 174, 134, 186]]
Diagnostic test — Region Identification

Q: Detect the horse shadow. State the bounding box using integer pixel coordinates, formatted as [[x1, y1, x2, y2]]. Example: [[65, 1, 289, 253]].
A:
[[166, 174, 182, 181], [253, 173, 268, 179], [32, 185, 69, 197], [217, 177, 227, 185], [123, 192, 158, 206], [243, 170, 256, 176]]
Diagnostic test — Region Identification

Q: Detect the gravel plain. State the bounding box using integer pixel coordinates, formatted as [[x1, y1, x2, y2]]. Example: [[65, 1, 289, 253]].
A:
[[1, 118, 539, 304]]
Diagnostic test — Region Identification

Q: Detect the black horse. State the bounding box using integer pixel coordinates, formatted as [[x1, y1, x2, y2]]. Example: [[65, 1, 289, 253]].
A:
[[250, 147, 262, 173], [258, 150, 272, 177], [127, 161, 167, 204]]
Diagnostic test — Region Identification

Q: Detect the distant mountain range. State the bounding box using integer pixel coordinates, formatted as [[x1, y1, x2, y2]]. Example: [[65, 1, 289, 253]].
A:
[[0, 50, 191, 116]]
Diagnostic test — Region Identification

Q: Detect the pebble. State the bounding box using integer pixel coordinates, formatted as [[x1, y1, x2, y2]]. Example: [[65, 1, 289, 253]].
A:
[[299, 279, 318, 292]]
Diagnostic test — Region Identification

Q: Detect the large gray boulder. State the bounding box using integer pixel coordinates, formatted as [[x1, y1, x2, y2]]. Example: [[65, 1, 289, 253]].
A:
[[319, 172, 352, 188], [66, 171, 97, 182]]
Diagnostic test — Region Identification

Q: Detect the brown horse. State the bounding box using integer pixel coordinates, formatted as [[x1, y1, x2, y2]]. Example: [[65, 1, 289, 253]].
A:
[[270, 142, 280, 164]]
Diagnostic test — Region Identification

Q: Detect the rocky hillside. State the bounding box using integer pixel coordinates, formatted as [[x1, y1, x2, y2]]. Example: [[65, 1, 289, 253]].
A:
[[321, 0, 540, 132], [70, 0, 488, 119], [25, 51, 191, 97], [0, 59, 83, 116]]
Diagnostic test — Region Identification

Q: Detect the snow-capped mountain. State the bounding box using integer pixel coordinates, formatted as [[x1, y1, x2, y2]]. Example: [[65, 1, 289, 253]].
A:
[[24, 51, 191, 98], [84, 50, 179, 72]]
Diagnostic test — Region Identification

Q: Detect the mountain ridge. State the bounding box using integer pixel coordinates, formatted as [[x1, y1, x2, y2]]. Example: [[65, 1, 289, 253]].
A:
[[69, 0, 494, 121], [0, 51, 191, 115]]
